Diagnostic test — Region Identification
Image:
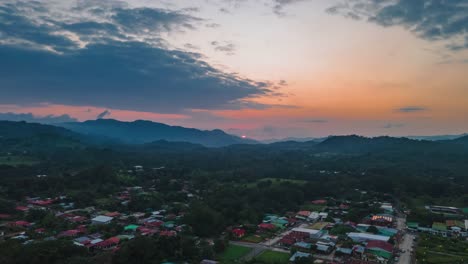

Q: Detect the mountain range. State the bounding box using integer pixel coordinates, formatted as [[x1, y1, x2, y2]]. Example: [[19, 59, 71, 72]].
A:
[[59, 119, 255, 147]]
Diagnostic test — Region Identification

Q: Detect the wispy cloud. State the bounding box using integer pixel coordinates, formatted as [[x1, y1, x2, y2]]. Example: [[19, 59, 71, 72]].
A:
[[0, 112, 77, 124], [396, 106, 427, 113]]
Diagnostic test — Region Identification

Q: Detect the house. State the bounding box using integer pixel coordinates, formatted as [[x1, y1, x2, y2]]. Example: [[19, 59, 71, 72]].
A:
[[371, 214, 393, 227], [311, 199, 327, 205], [138, 227, 158, 236], [347, 232, 390, 242], [159, 230, 177, 237], [291, 227, 321, 238], [427, 205, 462, 215], [9, 220, 31, 228], [258, 223, 276, 231], [307, 212, 320, 222], [15, 206, 30, 212], [293, 241, 312, 252], [316, 243, 332, 254], [406, 222, 419, 231], [296, 211, 311, 220], [58, 229, 81, 238], [431, 222, 448, 236], [335, 247, 353, 256], [0, 214, 12, 219], [366, 240, 393, 259], [91, 215, 114, 225], [74, 236, 91, 246], [232, 228, 246, 238], [95, 237, 120, 250], [105, 212, 121, 218], [124, 224, 139, 232]]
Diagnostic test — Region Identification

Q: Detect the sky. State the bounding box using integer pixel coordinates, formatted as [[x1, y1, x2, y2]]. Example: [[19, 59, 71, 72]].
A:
[[0, 0, 467, 139]]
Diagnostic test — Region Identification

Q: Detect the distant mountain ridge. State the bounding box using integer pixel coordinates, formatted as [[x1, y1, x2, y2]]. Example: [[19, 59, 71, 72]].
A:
[[59, 119, 256, 147]]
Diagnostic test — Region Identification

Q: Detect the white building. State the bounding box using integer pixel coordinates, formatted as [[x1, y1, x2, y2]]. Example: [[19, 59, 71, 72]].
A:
[[91, 215, 114, 225], [347, 232, 390, 242]]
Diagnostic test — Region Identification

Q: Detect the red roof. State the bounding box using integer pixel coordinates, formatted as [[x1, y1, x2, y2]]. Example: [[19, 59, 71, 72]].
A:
[[58, 229, 81, 237], [159, 230, 176, 237], [296, 211, 311, 217], [232, 228, 246, 237], [96, 237, 120, 248], [311, 199, 327, 205], [35, 228, 46, 233], [69, 216, 87, 223], [105, 212, 120, 217], [258, 223, 276, 230], [0, 214, 12, 219], [15, 206, 29, 212], [145, 220, 163, 227], [366, 240, 393, 253], [279, 237, 295, 246], [10, 220, 31, 227], [138, 227, 158, 235], [30, 199, 56, 206]]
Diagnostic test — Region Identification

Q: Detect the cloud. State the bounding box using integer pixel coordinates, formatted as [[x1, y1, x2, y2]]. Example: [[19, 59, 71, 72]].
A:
[[301, 119, 328, 123], [97, 110, 111, 119], [211, 41, 236, 55], [205, 23, 221, 28], [0, 112, 78, 124], [396, 106, 427, 113], [0, 1, 277, 113], [273, 0, 309, 16], [383, 123, 405, 129], [326, 0, 468, 50]]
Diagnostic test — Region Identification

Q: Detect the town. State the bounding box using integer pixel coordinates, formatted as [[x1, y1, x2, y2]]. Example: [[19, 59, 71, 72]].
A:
[[1, 165, 467, 264]]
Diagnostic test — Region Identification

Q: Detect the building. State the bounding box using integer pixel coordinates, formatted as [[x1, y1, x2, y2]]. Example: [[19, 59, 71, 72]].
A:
[[365, 240, 393, 260], [426, 205, 462, 215], [291, 227, 321, 238], [347, 232, 390, 242], [91, 215, 114, 225], [232, 228, 246, 238]]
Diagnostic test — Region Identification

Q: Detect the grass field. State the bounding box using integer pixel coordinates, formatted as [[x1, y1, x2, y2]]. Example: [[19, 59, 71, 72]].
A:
[[220, 244, 252, 263], [242, 234, 264, 243], [255, 250, 290, 264], [416, 234, 468, 264], [0, 156, 39, 166]]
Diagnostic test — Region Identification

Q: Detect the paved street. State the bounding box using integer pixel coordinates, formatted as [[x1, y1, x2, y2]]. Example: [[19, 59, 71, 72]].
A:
[[397, 233, 415, 264], [395, 215, 415, 264]]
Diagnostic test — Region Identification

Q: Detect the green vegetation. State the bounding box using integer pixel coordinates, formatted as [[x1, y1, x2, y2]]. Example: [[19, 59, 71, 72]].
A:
[[0, 156, 39, 166], [254, 250, 290, 264], [219, 244, 252, 263], [416, 234, 468, 264]]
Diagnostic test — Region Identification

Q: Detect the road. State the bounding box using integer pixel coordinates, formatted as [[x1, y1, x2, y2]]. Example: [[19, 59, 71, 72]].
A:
[[230, 240, 290, 261], [397, 233, 415, 264], [395, 215, 415, 264]]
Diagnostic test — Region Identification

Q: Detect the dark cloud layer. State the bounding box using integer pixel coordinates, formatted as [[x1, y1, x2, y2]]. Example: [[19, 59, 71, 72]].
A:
[[327, 0, 468, 50], [0, 112, 78, 124], [0, 1, 274, 113]]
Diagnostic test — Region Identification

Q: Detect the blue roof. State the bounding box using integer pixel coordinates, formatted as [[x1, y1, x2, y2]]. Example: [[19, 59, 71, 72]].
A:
[[294, 241, 312, 249]]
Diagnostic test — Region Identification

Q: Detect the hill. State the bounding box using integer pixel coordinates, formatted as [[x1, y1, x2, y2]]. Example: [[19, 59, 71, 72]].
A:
[[59, 119, 256, 147]]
